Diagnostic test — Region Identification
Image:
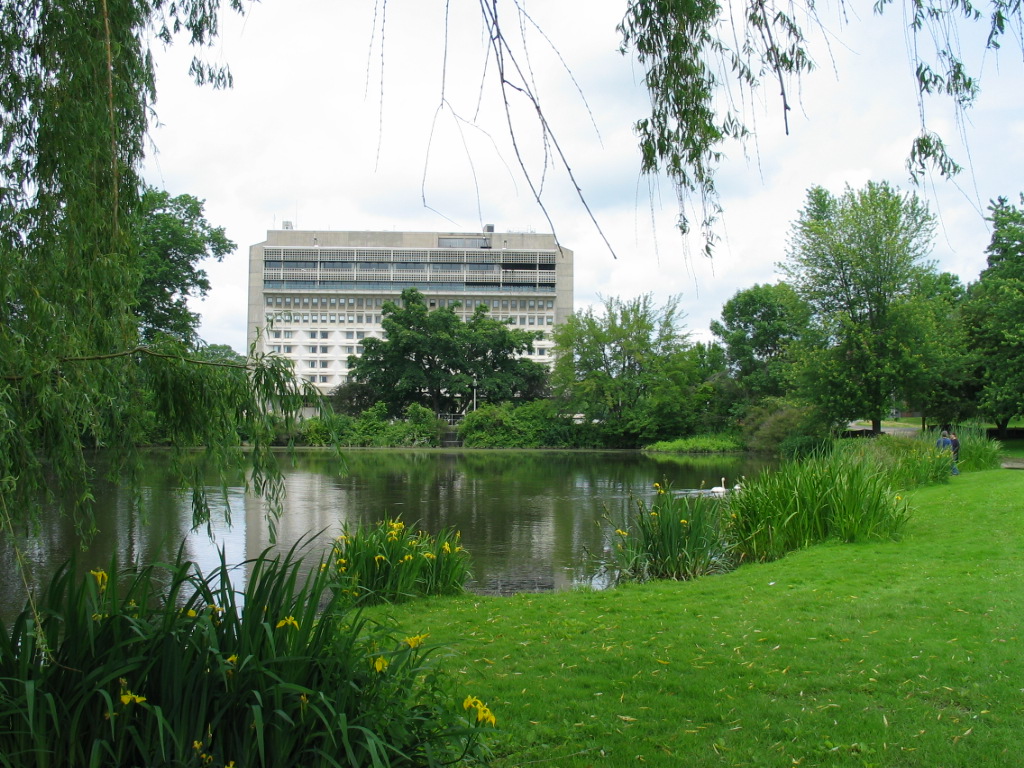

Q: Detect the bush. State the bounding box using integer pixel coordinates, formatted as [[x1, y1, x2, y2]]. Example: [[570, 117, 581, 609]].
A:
[[0, 545, 492, 767], [298, 404, 446, 447], [741, 398, 829, 454], [459, 400, 599, 448]]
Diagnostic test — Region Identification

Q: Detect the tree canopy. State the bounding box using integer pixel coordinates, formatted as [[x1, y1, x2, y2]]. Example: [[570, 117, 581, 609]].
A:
[[0, 0, 305, 536], [134, 186, 234, 344], [964, 195, 1024, 434], [551, 294, 709, 446], [346, 288, 547, 417], [781, 182, 953, 431]]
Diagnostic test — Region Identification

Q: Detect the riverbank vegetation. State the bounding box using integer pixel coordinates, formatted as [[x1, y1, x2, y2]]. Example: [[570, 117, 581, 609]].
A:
[[377, 468, 1024, 767], [0, 545, 490, 767]]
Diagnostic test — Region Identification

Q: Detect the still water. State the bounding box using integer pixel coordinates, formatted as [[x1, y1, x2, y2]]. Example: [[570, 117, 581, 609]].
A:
[[1, 450, 773, 614]]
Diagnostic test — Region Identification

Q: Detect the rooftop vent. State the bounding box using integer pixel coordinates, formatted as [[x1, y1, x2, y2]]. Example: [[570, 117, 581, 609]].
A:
[[483, 223, 495, 233], [282, 221, 294, 230]]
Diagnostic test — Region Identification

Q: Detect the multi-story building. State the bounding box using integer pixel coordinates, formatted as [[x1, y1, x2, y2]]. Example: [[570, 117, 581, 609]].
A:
[[246, 226, 574, 394]]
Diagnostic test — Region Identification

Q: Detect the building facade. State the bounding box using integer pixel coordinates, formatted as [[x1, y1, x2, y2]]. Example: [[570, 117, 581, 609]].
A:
[[246, 226, 574, 393]]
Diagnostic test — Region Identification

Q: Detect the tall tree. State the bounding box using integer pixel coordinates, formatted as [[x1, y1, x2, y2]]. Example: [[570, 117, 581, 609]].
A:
[[135, 186, 234, 344], [710, 282, 811, 402], [781, 182, 950, 432], [551, 294, 696, 446], [964, 195, 1024, 436], [348, 288, 546, 417]]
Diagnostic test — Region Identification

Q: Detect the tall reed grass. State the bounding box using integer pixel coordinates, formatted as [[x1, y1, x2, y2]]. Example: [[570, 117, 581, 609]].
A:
[[727, 447, 911, 563], [606, 484, 731, 583], [330, 519, 471, 605], [0, 543, 491, 767]]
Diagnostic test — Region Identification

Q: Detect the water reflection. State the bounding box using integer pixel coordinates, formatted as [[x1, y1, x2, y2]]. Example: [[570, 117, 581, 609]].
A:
[[0, 450, 773, 616]]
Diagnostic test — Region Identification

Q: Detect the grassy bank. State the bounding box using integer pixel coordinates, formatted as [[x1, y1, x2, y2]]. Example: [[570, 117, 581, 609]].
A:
[[378, 469, 1024, 767]]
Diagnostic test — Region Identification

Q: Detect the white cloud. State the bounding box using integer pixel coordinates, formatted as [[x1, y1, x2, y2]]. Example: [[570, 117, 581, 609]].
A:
[[142, 0, 1024, 351]]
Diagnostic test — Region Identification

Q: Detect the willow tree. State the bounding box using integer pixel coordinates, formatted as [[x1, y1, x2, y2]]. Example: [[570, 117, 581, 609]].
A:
[[0, 1, 307, 537]]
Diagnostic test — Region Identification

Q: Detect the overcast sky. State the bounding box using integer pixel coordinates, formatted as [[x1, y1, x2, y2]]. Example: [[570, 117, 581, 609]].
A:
[[142, 0, 1024, 352]]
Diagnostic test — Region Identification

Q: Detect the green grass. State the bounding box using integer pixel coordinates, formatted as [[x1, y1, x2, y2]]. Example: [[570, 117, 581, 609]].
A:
[[643, 433, 745, 453], [376, 469, 1024, 767], [1000, 439, 1024, 459]]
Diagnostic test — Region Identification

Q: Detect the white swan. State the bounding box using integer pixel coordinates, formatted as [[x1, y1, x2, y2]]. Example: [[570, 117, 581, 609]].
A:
[[710, 477, 727, 496]]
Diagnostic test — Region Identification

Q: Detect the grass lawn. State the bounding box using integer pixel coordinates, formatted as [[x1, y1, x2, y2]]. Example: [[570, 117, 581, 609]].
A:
[[377, 469, 1024, 767]]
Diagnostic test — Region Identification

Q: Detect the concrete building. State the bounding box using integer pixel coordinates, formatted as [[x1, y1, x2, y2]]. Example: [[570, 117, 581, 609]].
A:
[[246, 226, 574, 394]]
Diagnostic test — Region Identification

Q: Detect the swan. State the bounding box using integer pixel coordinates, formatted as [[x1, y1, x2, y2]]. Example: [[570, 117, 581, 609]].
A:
[[710, 477, 727, 496]]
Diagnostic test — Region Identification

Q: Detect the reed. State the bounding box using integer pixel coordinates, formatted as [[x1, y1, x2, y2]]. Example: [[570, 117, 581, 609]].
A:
[[606, 484, 731, 583], [726, 448, 910, 563], [0, 543, 490, 767]]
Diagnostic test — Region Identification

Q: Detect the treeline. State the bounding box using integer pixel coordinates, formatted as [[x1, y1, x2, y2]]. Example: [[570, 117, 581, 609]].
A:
[[320, 182, 1024, 452]]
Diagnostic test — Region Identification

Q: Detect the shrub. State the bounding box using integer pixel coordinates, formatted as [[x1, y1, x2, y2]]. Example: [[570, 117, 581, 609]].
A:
[[459, 400, 598, 448], [0, 545, 491, 767], [330, 519, 471, 605]]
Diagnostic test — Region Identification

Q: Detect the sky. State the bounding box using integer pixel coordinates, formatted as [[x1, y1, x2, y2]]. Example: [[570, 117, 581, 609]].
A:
[[142, 0, 1024, 352]]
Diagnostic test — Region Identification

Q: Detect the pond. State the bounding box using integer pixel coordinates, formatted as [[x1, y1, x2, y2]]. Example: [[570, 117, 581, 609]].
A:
[[0, 449, 774, 616]]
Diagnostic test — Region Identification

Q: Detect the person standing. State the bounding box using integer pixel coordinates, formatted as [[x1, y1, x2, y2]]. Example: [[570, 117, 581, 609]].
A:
[[936, 430, 959, 475], [950, 433, 961, 475]]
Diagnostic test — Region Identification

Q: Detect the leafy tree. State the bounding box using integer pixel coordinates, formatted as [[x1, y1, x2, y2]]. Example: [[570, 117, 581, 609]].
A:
[[551, 294, 701, 447], [349, 288, 547, 416], [710, 282, 811, 402], [0, 1, 305, 535], [964, 195, 1024, 436], [134, 186, 234, 344], [780, 182, 954, 433]]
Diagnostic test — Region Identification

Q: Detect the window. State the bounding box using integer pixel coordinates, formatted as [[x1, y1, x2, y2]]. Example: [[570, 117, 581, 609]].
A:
[[547, 300, 554, 309], [528, 317, 535, 325], [356, 345, 364, 354], [302, 314, 309, 322], [547, 316, 554, 325], [265, 297, 273, 306], [319, 345, 328, 353], [319, 375, 329, 383], [308, 331, 318, 339], [345, 331, 354, 339], [319, 360, 329, 368], [345, 346, 354, 354], [528, 300, 535, 308], [283, 345, 292, 353], [272, 330, 281, 339], [356, 298, 364, 308], [356, 331, 365, 339], [283, 331, 293, 339], [312, 298, 318, 306], [307, 361, 316, 368], [329, 314, 336, 322], [307, 346, 317, 353]]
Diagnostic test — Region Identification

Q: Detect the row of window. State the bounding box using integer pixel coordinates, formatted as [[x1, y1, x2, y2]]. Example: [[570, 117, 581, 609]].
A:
[[270, 330, 369, 340], [264, 295, 556, 311], [265, 312, 553, 327]]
